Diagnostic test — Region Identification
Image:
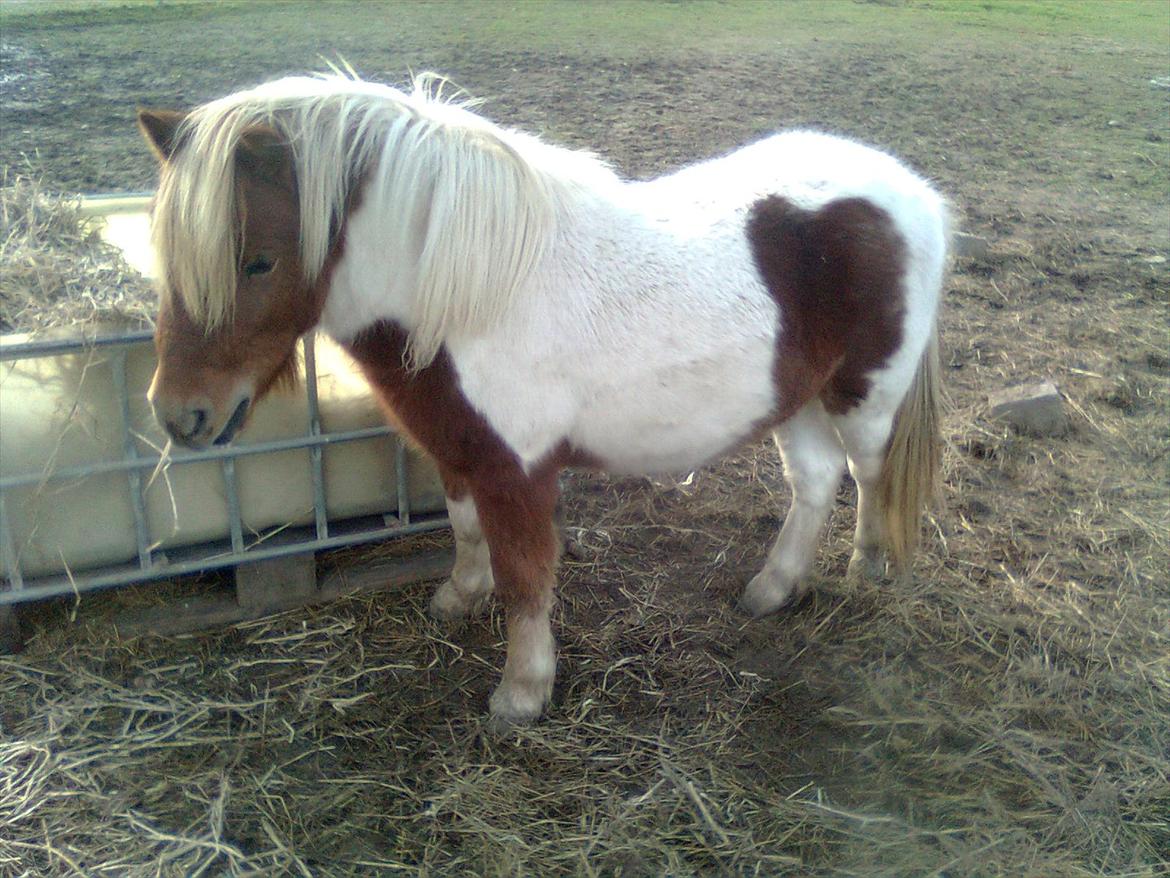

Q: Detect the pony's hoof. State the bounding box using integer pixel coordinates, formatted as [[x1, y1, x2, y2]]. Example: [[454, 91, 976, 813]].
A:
[[428, 578, 489, 622], [846, 550, 886, 583], [485, 711, 532, 738], [488, 679, 550, 729], [740, 570, 803, 618]]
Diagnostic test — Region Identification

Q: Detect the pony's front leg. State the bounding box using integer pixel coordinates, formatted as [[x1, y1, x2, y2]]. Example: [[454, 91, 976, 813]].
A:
[[429, 490, 495, 621], [471, 472, 561, 727]]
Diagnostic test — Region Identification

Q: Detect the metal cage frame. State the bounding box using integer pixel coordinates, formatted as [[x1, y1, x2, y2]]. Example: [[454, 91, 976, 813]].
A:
[[0, 329, 449, 607]]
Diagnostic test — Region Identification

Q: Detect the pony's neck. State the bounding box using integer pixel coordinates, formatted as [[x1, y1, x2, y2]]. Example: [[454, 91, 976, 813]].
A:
[[318, 104, 622, 361]]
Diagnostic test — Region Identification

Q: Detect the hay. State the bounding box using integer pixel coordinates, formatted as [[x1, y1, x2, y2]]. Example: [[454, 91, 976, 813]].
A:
[[1, 201, 1167, 874], [0, 170, 155, 332], [1, 226, 1168, 873], [2, 384, 1168, 877], [2, 85, 1169, 878]]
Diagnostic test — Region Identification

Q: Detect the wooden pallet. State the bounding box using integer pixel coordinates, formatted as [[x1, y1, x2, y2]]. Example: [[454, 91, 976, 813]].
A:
[[111, 548, 453, 638], [0, 549, 452, 650]]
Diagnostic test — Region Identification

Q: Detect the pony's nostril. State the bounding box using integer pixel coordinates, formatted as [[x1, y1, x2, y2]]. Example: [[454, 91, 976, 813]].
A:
[[164, 407, 210, 445], [189, 407, 207, 437]]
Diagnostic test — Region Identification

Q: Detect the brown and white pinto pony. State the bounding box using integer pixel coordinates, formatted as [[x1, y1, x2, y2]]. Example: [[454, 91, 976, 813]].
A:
[[139, 73, 947, 726]]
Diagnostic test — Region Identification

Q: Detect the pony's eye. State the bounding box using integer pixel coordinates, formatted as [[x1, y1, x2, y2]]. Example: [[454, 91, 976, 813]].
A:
[[243, 255, 275, 277]]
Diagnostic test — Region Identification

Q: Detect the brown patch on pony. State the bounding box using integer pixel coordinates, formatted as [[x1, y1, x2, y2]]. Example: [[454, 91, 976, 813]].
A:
[[236, 125, 297, 191], [257, 347, 303, 396], [344, 322, 595, 612], [746, 196, 907, 420]]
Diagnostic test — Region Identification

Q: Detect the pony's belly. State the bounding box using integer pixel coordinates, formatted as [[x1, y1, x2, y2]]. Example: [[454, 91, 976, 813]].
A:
[[585, 433, 749, 475], [572, 384, 774, 475]]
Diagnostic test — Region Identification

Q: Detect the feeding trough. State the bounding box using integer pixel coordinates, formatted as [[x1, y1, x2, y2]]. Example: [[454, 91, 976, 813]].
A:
[[0, 195, 452, 645]]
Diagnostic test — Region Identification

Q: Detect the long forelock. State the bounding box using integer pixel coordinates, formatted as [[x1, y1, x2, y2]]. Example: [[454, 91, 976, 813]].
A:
[[151, 95, 273, 331], [151, 73, 614, 355]]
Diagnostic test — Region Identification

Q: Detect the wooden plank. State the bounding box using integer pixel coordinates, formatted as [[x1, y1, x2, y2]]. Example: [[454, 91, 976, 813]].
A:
[[235, 553, 318, 611], [112, 548, 453, 638], [318, 550, 453, 600], [0, 604, 23, 654]]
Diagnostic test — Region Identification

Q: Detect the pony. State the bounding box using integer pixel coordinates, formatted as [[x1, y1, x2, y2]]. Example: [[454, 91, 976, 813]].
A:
[[138, 73, 947, 726]]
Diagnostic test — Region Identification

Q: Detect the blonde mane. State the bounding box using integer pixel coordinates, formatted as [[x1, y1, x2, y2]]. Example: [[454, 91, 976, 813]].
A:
[[152, 72, 613, 367]]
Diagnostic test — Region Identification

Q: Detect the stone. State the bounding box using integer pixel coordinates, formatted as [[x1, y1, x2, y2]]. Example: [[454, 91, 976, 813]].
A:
[[988, 381, 1068, 436], [953, 232, 991, 260]]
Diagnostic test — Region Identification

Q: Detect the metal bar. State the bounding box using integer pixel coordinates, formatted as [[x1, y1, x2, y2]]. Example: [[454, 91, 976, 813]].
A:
[[0, 330, 155, 360], [0, 494, 23, 594], [0, 325, 452, 610], [111, 348, 153, 570], [0, 516, 449, 605], [78, 191, 155, 207], [395, 440, 411, 525], [301, 334, 329, 541], [0, 425, 394, 491], [221, 458, 245, 554]]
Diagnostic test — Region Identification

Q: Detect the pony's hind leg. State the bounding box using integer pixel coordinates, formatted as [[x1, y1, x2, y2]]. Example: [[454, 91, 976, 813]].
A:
[[832, 328, 943, 581], [833, 409, 897, 582], [741, 401, 847, 617], [429, 493, 495, 621]]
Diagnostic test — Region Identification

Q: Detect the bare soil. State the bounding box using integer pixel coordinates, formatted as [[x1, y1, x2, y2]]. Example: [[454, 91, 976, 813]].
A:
[[1, 2, 1167, 876]]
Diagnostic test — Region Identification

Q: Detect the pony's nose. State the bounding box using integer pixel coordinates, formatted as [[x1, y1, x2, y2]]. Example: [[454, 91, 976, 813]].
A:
[[162, 406, 210, 447]]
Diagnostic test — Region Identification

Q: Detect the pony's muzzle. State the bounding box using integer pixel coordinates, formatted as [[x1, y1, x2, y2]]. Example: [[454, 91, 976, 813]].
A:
[[158, 403, 212, 448], [151, 393, 251, 450]]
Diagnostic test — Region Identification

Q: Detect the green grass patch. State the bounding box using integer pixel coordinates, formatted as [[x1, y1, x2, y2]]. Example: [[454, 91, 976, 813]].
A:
[[5, 0, 1167, 55], [910, 0, 1170, 47]]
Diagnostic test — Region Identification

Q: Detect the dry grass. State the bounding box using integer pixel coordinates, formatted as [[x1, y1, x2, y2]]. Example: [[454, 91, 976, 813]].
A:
[[2, 354, 1168, 876], [2, 162, 1169, 878], [2, 202, 1168, 877], [0, 171, 154, 332]]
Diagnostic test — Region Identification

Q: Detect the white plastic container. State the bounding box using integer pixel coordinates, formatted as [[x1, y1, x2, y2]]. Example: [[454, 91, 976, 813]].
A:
[[0, 197, 445, 581]]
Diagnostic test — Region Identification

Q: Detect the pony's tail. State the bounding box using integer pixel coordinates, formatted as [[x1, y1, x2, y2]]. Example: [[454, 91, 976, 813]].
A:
[[879, 327, 943, 572]]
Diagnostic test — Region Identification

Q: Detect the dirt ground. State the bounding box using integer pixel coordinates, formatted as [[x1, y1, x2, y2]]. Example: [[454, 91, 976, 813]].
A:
[[1, 2, 1168, 876]]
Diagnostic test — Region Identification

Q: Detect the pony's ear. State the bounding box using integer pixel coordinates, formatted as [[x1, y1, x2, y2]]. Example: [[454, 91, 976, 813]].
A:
[[236, 126, 295, 193], [137, 108, 188, 162]]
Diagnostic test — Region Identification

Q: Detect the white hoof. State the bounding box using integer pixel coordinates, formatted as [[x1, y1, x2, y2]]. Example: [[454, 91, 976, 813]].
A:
[[487, 605, 556, 729], [428, 578, 490, 622], [488, 677, 551, 730], [847, 548, 886, 583], [740, 568, 805, 618]]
